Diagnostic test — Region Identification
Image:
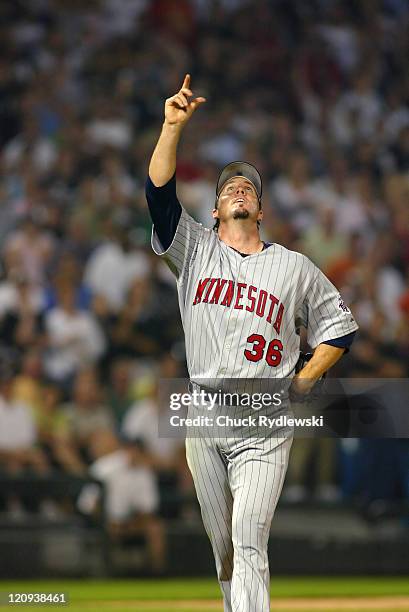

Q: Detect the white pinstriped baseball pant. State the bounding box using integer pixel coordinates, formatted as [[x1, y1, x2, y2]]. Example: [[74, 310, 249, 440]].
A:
[[185, 409, 292, 612]]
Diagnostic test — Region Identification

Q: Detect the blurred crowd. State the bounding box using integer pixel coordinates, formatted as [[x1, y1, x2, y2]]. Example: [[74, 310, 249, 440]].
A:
[[0, 0, 408, 552]]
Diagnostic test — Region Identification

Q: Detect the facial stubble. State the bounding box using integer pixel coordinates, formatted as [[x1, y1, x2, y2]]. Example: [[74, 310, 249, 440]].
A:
[[232, 209, 250, 220]]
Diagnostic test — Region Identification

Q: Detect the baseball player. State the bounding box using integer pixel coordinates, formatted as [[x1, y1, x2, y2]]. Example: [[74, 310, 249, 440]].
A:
[[145, 75, 358, 612]]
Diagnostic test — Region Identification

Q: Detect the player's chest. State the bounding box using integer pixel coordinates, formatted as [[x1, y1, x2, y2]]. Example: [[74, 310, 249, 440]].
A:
[[188, 253, 295, 332]]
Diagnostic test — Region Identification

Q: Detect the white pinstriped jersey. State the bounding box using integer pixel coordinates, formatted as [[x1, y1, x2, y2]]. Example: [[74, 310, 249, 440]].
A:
[[152, 208, 358, 386]]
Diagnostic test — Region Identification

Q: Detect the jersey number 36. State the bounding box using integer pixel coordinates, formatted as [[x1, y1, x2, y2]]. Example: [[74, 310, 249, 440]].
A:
[[244, 333, 283, 367]]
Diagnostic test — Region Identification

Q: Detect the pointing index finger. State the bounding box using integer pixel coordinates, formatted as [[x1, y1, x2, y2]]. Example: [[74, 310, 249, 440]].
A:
[[182, 74, 190, 89]]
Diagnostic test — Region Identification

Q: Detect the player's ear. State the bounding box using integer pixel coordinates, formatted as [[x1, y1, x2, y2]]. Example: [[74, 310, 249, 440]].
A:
[[257, 208, 263, 223], [212, 207, 219, 219]]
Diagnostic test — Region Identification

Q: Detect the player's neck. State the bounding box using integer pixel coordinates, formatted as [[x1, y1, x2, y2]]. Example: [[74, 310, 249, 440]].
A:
[[218, 223, 263, 254]]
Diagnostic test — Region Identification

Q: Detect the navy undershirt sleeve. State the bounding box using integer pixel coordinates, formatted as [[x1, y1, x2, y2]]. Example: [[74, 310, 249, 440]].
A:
[[323, 331, 356, 353], [145, 174, 182, 251]]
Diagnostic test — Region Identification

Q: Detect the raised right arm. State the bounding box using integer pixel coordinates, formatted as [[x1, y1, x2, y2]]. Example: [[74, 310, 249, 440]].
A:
[[146, 75, 206, 251], [148, 123, 183, 187], [148, 74, 206, 186]]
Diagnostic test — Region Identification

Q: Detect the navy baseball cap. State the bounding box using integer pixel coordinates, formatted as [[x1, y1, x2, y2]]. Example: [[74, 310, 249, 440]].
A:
[[216, 161, 262, 200]]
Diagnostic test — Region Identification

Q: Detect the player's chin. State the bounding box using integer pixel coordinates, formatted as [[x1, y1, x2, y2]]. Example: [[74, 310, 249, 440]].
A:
[[232, 209, 250, 220]]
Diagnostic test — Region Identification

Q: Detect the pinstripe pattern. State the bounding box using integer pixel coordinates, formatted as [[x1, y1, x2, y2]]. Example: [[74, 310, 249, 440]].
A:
[[152, 207, 358, 611], [185, 406, 292, 612], [152, 208, 358, 386]]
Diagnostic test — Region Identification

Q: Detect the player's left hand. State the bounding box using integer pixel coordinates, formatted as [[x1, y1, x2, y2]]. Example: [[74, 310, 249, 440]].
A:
[[289, 375, 315, 403], [289, 375, 313, 398], [289, 352, 327, 403]]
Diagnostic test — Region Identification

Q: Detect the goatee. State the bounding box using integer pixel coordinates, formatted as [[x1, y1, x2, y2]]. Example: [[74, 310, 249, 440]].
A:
[[232, 209, 250, 220]]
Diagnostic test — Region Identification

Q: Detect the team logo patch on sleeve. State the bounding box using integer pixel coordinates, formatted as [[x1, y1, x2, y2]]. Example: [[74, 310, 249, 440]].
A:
[[338, 294, 351, 313]]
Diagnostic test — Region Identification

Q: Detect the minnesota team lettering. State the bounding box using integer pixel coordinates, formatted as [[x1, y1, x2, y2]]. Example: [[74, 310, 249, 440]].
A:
[[193, 277, 284, 334]]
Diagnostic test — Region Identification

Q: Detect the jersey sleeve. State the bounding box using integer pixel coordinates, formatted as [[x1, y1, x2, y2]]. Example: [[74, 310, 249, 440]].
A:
[[147, 177, 205, 279], [304, 264, 359, 349], [145, 175, 182, 250], [323, 331, 356, 350]]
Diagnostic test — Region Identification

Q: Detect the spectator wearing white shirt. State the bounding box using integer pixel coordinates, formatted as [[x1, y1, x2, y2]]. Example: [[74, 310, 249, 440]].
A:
[[3, 215, 55, 287], [0, 363, 48, 475], [0, 269, 44, 321], [86, 99, 132, 150], [122, 393, 183, 470], [121, 355, 196, 519], [2, 116, 57, 176], [311, 155, 368, 235], [329, 72, 382, 148], [270, 151, 317, 233], [44, 282, 105, 387], [77, 426, 165, 573], [84, 218, 150, 311]]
